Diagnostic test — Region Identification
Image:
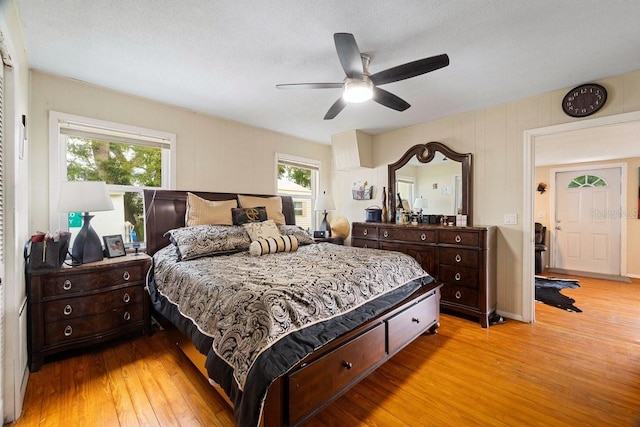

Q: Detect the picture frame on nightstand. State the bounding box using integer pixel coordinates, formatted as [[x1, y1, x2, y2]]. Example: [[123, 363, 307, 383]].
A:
[[103, 234, 126, 258]]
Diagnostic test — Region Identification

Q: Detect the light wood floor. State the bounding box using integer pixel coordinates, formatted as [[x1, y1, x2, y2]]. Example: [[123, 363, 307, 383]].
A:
[[8, 275, 640, 426]]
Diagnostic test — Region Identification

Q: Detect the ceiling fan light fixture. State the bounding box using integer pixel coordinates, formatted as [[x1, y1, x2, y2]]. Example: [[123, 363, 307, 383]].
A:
[[343, 78, 373, 103]]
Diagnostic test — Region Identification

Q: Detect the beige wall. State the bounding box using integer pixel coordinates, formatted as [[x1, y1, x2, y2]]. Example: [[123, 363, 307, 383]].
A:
[[28, 71, 333, 232], [535, 158, 640, 275], [334, 70, 640, 319]]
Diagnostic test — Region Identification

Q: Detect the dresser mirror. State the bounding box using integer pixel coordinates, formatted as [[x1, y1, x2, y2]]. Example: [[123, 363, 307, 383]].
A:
[[388, 141, 472, 225]]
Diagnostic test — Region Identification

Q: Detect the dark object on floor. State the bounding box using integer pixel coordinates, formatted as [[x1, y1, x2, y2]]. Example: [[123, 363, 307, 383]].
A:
[[535, 276, 582, 312], [534, 223, 547, 275], [488, 313, 506, 325]]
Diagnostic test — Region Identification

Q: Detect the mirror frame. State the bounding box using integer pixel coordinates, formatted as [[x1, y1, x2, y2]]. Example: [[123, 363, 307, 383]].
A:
[[387, 141, 473, 225]]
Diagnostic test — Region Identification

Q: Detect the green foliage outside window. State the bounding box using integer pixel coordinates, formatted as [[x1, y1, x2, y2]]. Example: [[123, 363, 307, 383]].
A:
[[278, 164, 311, 188]]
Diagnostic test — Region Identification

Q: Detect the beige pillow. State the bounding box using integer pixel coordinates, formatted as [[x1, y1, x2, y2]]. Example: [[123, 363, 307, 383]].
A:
[[185, 192, 237, 226], [238, 195, 286, 225], [243, 219, 281, 241], [249, 235, 299, 256]]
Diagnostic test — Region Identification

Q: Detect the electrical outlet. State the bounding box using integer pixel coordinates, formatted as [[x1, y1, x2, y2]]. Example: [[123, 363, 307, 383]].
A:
[[504, 214, 518, 225]]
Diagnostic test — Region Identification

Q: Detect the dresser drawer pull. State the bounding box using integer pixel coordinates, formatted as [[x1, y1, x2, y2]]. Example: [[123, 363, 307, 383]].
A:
[[455, 273, 461, 281], [342, 360, 353, 370], [363, 229, 368, 236], [64, 325, 73, 337], [455, 291, 462, 299], [383, 230, 389, 238], [123, 293, 131, 303], [63, 305, 73, 316], [455, 234, 462, 243], [123, 271, 131, 281], [363, 244, 369, 248], [123, 312, 131, 321], [63, 280, 72, 291], [420, 233, 426, 241], [455, 254, 462, 263], [412, 317, 420, 324]]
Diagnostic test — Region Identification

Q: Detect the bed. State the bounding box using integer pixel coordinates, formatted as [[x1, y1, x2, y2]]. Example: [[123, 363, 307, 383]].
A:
[[143, 189, 441, 426]]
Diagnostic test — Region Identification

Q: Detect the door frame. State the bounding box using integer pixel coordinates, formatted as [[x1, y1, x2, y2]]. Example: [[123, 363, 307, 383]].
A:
[[548, 163, 627, 275], [522, 111, 640, 323]]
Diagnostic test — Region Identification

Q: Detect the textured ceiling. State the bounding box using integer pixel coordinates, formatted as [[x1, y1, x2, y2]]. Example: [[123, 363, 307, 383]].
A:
[[14, 0, 640, 144]]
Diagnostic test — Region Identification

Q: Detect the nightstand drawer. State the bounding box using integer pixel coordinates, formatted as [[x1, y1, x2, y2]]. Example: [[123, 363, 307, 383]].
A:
[[44, 285, 145, 321], [45, 303, 144, 345], [43, 265, 144, 297], [439, 247, 480, 268]]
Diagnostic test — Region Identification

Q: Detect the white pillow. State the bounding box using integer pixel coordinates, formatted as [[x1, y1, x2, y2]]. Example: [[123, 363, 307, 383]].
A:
[[243, 219, 281, 241]]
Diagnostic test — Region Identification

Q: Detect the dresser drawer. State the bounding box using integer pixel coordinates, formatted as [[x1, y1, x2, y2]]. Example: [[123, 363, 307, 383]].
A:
[[438, 230, 480, 247], [288, 324, 385, 424], [43, 265, 144, 297], [387, 293, 438, 355], [439, 247, 480, 268], [439, 265, 479, 289], [45, 303, 144, 346], [440, 283, 478, 306], [352, 223, 378, 240], [44, 285, 144, 321], [379, 227, 435, 244], [351, 238, 379, 249]]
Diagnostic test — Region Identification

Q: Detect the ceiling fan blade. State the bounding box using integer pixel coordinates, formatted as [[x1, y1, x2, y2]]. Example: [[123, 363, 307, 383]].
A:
[[324, 97, 347, 120], [334, 33, 363, 80], [276, 83, 343, 90], [370, 54, 449, 86], [373, 87, 411, 111]]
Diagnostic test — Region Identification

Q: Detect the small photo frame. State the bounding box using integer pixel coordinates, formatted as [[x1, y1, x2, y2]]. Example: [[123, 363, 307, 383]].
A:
[[103, 234, 126, 258]]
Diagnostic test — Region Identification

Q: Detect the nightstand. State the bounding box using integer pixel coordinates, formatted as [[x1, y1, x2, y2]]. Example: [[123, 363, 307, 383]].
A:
[[26, 253, 151, 371], [313, 236, 345, 245]]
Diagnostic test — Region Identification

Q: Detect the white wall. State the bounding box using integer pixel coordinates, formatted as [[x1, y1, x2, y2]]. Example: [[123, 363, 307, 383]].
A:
[[1, 0, 32, 422]]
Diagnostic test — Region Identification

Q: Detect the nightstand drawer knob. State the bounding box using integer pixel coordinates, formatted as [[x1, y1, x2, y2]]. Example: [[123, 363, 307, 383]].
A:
[[63, 305, 73, 315], [123, 271, 130, 281], [455, 254, 462, 263], [383, 230, 389, 238], [455, 234, 462, 243], [63, 280, 72, 291], [123, 293, 131, 303], [64, 325, 73, 337], [123, 312, 131, 321], [455, 273, 461, 281]]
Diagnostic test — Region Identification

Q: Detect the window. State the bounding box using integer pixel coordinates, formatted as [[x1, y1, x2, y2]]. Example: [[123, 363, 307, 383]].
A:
[[49, 112, 175, 248], [396, 176, 415, 209], [276, 154, 319, 231], [567, 174, 608, 188]]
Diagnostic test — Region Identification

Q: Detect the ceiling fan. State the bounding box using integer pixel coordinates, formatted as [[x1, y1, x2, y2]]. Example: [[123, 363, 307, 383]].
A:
[[276, 33, 449, 120]]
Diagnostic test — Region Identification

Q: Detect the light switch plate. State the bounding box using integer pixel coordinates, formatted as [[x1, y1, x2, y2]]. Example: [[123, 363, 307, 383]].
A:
[[504, 214, 518, 225]]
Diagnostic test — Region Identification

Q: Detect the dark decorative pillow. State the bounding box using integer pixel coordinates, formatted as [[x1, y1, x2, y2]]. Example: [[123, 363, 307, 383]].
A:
[[249, 235, 299, 256], [232, 206, 268, 225], [277, 225, 314, 245], [164, 225, 251, 261]]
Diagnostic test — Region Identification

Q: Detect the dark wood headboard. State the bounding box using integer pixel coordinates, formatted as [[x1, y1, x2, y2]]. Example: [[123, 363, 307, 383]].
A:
[[143, 190, 296, 256]]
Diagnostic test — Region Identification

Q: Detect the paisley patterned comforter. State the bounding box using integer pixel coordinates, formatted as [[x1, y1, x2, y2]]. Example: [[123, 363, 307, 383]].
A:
[[150, 242, 432, 426]]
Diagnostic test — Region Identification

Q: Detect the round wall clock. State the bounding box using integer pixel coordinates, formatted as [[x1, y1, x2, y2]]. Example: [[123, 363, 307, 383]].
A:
[[562, 83, 607, 118]]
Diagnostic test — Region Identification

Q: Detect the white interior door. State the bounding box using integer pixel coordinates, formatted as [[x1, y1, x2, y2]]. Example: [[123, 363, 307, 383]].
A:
[[554, 167, 621, 275]]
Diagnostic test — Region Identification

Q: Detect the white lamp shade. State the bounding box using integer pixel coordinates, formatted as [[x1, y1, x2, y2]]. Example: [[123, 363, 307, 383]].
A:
[[414, 196, 428, 209], [314, 193, 336, 211], [57, 180, 114, 213]]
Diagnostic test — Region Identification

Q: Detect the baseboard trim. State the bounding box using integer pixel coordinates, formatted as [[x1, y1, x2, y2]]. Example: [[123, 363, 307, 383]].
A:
[[547, 268, 632, 283]]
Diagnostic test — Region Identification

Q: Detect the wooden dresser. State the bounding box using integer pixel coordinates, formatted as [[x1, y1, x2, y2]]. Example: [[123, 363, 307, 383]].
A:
[[352, 222, 496, 327], [27, 253, 151, 371]]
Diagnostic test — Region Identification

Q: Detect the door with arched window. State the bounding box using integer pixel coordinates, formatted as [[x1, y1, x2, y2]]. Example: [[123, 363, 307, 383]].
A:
[[553, 167, 622, 275]]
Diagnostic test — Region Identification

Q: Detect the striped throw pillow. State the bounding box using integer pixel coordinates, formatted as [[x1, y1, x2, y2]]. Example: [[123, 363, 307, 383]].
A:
[[249, 235, 299, 256]]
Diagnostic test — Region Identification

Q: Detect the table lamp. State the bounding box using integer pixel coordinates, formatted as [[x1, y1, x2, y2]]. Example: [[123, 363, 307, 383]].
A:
[[57, 180, 114, 264], [414, 196, 428, 222], [314, 191, 336, 237]]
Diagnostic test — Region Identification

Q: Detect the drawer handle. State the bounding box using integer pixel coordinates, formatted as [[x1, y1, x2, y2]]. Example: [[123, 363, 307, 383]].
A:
[[455, 234, 462, 243], [363, 229, 368, 236], [455, 291, 462, 299], [383, 230, 389, 238], [412, 317, 420, 324], [64, 325, 73, 337], [63, 305, 73, 316], [123, 271, 131, 281], [455, 254, 462, 263], [363, 244, 368, 248], [420, 233, 426, 241], [63, 280, 72, 291], [124, 312, 131, 321], [123, 293, 131, 303], [455, 273, 461, 281], [342, 361, 353, 370]]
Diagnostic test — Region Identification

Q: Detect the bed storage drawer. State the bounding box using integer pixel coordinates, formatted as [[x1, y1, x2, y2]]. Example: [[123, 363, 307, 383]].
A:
[[288, 323, 386, 425], [386, 292, 438, 355]]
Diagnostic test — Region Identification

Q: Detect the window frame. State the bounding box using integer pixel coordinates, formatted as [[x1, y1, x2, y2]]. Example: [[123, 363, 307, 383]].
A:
[[275, 153, 319, 230], [48, 111, 176, 236]]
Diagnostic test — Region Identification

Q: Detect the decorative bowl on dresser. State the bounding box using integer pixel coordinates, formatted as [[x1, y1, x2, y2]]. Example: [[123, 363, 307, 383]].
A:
[[26, 253, 152, 371], [352, 222, 496, 327]]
